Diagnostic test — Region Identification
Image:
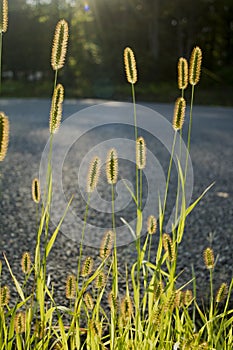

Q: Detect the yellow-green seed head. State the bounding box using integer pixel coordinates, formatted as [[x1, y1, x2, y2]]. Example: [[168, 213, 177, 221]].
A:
[[0, 285, 10, 306], [153, 281, 163, 300], [89, 320, 102, 338], [172, 97, 186, 131], [162, 233, 175, 261], [189, 46, 202, 86], [32, 178, 40, 203], [0, 0, 8, 33], [0, 112, 9, 161], [178, 57, 188, 90], [164, 293, 176, 312], [49, 83, 64, 134], [95, 271, 106, 289], [124, 47, 137, 84], [183, 289, 193, 305], [81, 256, 94, 277], [108, 291, 118, 311], [174, 290, 182, 308], [147, 215, 157, 235], [100, 230, 114, 259], [86, 156, 101, 193], [65, 274, 76, 299], [84, 292, 94, 310], [203, 247, 214, 269], [136, 136, 146, 169], [21, 252, 31, 274], [215, 282, 228, 303], [51, 19, 69, 71], [14, 312, 26, 334], [106, 148, 118, 185], [151, 305, 161, 326], [120, 295, 133, 320]]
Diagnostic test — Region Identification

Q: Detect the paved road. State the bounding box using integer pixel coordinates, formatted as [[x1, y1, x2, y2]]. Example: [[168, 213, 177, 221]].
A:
[[0, 98, 232, 303]]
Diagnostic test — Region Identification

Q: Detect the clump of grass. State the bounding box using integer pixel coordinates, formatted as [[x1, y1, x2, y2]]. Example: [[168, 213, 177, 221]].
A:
[[0, 13, 232, 350]]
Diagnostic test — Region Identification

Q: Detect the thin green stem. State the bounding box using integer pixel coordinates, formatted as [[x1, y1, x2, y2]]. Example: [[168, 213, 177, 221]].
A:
[[185, 84, 195, 181]]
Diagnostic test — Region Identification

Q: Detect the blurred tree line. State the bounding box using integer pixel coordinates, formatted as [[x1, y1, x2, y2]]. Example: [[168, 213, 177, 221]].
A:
[[2, 0, 233, 103]]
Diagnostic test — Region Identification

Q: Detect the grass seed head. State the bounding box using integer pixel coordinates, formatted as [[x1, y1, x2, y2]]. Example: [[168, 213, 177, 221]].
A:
[[0, 112, 9, 161], [162, 233, 175, 262], [203, 247, 214, 269], [147, 215, 157, 235], [84, 292, 94, 310], [154, 281, 163, 300], [100, 230, 114, 259], [151, 305, 162, 326], [86, 156, 101, 193], [136, 136, 146, 169], [81, 256, 94, 277], [65, 274, 76, 299], [49, 83, 64, 134], [172, 97, 186, 131], [14, 312, 26, 334], [215, 282, 228, 303], [120, 295, 133, 321], [124, 47, 137, 84], [178, 57, 188, 90], [0, 0, 8, 33], [89, 320, 102, 338], [95, 271, 106, 289], [108, 291, 118, 311], [164, 293, 176, 312], [32, 178, 40, 203], [21, 252, 31, 274], [0, 285, 10, 306], [189, 46, 202, 86], [106, 148, 118, 185], [183, 289, 193, 306], [51, 19, 69, 71]]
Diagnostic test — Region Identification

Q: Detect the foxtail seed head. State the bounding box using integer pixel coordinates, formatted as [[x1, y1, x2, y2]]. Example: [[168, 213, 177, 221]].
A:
[[136, 136, 146, 169], [153, 281, 163, 300], [178, 57, 188, 90], [81, 256, 94, 277], [106, 148, 118, 185], [49, 83, 64, 134], [108, 291, 118, 311], [32, 178, 40, 203], [183, 289, 193, 305], [215, 282, 228, 303], [21, 252, 31, 274], [203, 247, 214, 269], [86, 156, 100, 193], [172, 97, 186, 131], [100, 230, 114, 259], [14, 312, 26, 334], [0, 112, 9, 161], [162, 233, 175, 262], [95, 271, 106, 289], [124, 47, 137, 84], [0, 285, 10, 306], [65, 274, 76, 299], [89, 320, 102, 338], [120, 295, 133, 321], [84, 292, 94, 310], [189, 46, 202, 86], [51, 19, 69, 71], [0, 0, 8, 33], [147, 215, 157, 235]]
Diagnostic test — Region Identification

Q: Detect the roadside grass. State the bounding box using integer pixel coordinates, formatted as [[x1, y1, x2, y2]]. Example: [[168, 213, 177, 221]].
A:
[[0, 7, 232, 350]]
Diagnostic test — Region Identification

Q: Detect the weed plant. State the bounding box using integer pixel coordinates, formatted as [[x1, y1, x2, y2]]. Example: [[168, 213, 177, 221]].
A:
[[0, 5, 232, 350]]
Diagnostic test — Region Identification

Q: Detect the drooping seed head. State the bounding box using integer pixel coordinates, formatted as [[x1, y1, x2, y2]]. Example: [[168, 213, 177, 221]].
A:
[[84, 292, 94, 310], [81, 256, 94, 277], [136, 136, 146, 169], [0, 285, 10, 306], [120, 295, 133, 320], [32, 178, 40, 203], [162, 233, 175, 262], [189, 46, 202, 86], [178, 57, 188, 90], [106, 148, 118, 185], [14, 312, 26, 334], [203, 247, 214, 269], [0, 112, 9, 161], [172, 97, 186, 131], [0, 0, 8, 33], [215, 282, 228, 303], [21, 252, 31, 274], [51, 19, 69, 71], [108, 291, 118, 311], [100, 230, 114, 259], [124, 47, 137, 84], [49, 83, 64, 134], [86, 156, 101, 193], [65, 274, 76, 299], [95, 271, 106, 289], [147, 215, 157, 235]]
